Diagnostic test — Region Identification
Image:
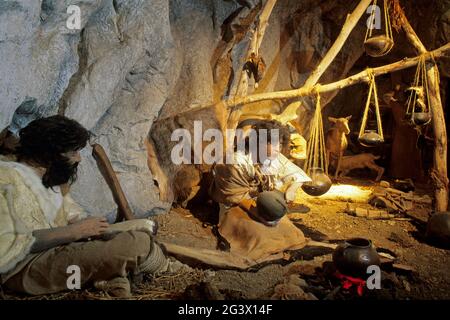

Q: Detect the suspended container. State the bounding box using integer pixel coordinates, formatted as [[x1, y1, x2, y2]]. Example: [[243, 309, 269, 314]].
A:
[[301, 167, 332, 196], [302, 91, 332, 197], [364, 0, 394, 57], [358, 70, 385, 147], [405, 55, 432, 126]]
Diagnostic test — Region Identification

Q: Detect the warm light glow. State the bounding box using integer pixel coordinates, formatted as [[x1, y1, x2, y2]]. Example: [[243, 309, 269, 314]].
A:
[[296, 184, 372, 203], [318, 184, 372, 201]]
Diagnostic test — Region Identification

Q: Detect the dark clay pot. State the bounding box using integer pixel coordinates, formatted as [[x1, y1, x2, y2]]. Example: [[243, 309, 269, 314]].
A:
[[358, 130, 384, 147], [412, 112, 431, 126], [332, 238, 380, 278], [364, 35, 394, 57], [301, 168, 332, 197], [426, 212, 450, 249]]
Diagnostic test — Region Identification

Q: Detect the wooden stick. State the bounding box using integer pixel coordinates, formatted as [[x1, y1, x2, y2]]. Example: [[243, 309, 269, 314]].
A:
[[397, 4, 449, 211], [278, 0, 373, 123], [227, 0, 278, 151], [91, 143, 135, 221], [235, 0, 278, 98]]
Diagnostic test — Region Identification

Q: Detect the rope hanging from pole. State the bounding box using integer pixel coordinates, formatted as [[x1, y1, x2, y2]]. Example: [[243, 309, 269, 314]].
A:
[[301, 86, 332, 197], [358, 69, 385, 147], [304, 86, 328, 176], [364, 0, 394, 57], [406, 54, 433, 126]]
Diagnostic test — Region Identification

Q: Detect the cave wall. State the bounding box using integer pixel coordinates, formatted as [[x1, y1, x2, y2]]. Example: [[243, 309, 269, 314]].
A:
[[0, 0, 448, 218]]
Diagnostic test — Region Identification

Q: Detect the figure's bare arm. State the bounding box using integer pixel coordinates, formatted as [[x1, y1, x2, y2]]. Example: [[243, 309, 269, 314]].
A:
[[30, 217, 109, 253]]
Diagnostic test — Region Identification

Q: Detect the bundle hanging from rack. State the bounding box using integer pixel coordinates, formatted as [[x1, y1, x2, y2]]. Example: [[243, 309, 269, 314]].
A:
[[364, 0, 394, 57], [358, 69, 384, 147]]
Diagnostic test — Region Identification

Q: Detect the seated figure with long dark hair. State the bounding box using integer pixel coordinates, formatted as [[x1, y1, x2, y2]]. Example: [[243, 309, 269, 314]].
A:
[[0, 115, 187, 297], [208, 120, 311, 261]]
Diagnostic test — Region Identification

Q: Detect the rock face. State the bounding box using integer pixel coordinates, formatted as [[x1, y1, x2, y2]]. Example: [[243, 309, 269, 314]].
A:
[[1, 0, 448, 218], [0, 0, 102, 132], [64, 0, 177, 218]]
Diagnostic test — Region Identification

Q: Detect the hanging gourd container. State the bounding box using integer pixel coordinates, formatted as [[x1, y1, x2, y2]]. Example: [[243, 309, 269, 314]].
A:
[[364, 0, 394, 57], [405, 55, 432, 126], [358, 70, 385, 147], [302, 167, 332, 197], [302, 90, 332, 196]]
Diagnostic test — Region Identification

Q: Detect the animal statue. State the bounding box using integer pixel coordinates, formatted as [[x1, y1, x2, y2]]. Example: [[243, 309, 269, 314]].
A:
[[336, 153, 384, 182], [325, 116, 352, 178]]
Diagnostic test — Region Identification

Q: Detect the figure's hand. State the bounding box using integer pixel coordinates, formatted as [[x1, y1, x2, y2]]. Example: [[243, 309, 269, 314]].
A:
[[285, 181, 302, 203], [68, 217, 110, 241]]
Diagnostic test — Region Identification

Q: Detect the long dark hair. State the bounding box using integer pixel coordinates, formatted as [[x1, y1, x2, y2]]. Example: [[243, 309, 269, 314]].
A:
[[235, 120, 290, 163], [15, 115, 90, 188]]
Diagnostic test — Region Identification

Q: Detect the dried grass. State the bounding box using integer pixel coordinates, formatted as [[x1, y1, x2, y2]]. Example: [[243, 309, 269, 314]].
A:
[[2, 268, 212, 301]]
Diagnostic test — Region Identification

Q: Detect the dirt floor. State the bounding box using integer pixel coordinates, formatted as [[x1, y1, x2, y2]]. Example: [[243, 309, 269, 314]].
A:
[[2, 178, 449, 300]]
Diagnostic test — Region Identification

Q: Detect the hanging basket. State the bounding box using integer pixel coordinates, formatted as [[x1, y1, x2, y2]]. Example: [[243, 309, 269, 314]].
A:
[[303, 90, 332, 197], [406, 56, 433, 127], [358, 130, 384, 147], [301, 167, 332, 196], [364, 35, 394, 57], [364, 0, 394, 58], [412, 112, 432, 126], [358, 70, 385, 148]]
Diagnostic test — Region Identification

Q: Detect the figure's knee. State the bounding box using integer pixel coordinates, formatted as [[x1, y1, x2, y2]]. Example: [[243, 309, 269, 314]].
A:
[[112, 230, 153, 259]]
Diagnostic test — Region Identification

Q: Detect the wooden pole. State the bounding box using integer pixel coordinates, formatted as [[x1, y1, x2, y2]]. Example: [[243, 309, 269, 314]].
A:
[[277, 0, 373, 124], [397, 4, 449, 212], [226, 0, 278, 151], [156, 42, 450, 122], [224, 43, 450, 109], [234, 0, 278, 98]]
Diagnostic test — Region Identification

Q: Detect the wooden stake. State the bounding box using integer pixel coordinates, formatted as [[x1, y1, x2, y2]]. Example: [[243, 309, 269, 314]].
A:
[[397, 4, 449, 211], [235, 0, 278, 98], [226, 0, 278, 151]]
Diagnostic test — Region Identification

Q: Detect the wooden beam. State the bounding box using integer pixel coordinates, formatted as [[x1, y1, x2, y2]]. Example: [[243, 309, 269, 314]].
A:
[[156, 42, 450, 123], [222, 43, 450, 110], [277, 0, 373, 124], [397, 4, 449, 212]]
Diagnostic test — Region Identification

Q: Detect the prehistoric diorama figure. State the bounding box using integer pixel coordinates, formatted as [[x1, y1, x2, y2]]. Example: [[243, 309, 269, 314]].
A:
[[210, 120, 311, 223], [0, 116, 187, 297], [209, 121, 311, 261]]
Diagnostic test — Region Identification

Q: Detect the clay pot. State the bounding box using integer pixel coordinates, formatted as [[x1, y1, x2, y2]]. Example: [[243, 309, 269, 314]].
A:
[[301, 168, 332, 197], [412, 112, 431, 126], [358, 130, 384, 147], [364, 35, 394, 57], [426, 212, 450, 248], [332, 238, 381, 278]]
